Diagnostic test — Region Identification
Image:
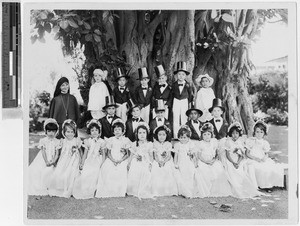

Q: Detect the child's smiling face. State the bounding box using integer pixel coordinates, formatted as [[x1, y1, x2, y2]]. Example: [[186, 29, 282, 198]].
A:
[[158, 75, 167, 85], [202, 131, 212, 142], [211, 107, 223, 118], [46, 130, 56, 139], [90, 127, 100, 139], [179, 133, 189, 144], [189, 110, 199, 121], [254, 127, 265, 140], [60, 82, 69, 94], [201, 77, 210, 88], [65, 126, 75, 140], [94, 73, 103, 83], [231, 130, 240, 141], [118, 77, 127, 87], [157, 130, 167, 143], [114, 126, 123, 138], [177, 71, 187, 82], [138, 128, 147, 141]]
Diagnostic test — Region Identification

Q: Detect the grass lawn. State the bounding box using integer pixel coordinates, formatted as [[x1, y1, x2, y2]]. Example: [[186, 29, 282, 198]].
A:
[[27, 124, 288, 220]]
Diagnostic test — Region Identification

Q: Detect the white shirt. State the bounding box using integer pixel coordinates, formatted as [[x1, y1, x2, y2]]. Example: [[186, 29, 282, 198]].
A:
[[132, 117, 141, 131], [178, 81, 186, 94], [142, 86, 148, 97], [106, 115, 115, 124], [192, 120, 201, 137], [159, 83, 168, 94], [119, 86, 126, 93], [214, 118, 223, 132], [156, 117, 165, 127]]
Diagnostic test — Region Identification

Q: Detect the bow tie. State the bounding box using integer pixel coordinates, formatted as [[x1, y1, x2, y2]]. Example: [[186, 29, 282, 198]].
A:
[[107, 116, 113, 119], [119, 87, 125, 91], [159, 84, 166, 88], [158, 118, 162, 122], [193, 120, 198, 124], [142, 87, 148, 90], [132, 118, 139, 122], [178, 84, 184, 86], [215, 119, 221, 122]]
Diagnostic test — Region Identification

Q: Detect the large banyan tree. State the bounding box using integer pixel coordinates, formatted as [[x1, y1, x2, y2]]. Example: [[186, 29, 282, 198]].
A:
[[31, 9, 287, 134]]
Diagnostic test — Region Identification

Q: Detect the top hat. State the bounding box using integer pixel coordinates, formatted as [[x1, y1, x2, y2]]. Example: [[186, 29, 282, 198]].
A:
[[137, 67, 150, 80], [127, 98, 141, 113], [186, 106, 203, 117], [102, 95, 118, 110], [154, 65, 166, 78], [115, 68, 129, 81], [195, 73, 214, 87], [174, 61, 190, 75], [155, 99, 166, 112], [208, 98, 225, 113]]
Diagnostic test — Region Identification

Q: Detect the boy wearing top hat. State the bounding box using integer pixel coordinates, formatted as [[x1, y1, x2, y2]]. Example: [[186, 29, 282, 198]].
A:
[[185, 107, 203, 140], [135, 67, 153, 124], [113, 68, 131, 122], [149, 99, 172, 141], [125, 99, 144, 142], [172, 61, 193, 139], [208, 98, 228, 140], [99, 95, 120, 139], [151, 65, 172, 120]]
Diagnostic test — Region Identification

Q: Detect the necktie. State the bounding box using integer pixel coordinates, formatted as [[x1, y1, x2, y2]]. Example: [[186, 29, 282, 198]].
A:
[[158, 118, 162, 122], [178, 84, 183, 86], [120, 87, 125, 91], [193, 120, 198, 124], [159, 84, 166, 88], [142, 87, 148, 90], [108, 116, 113, 119], [215, 119, 221, 122], [132, 118, 138, 122]]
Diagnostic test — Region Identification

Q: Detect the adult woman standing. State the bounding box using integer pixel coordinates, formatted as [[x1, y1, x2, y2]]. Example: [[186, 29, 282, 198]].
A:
[[49, 77, 80, 138]]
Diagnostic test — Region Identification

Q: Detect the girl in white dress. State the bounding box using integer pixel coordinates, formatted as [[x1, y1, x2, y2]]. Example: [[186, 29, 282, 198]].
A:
[[95, 119, 131, 198], [127, 122, 153, 199], [48, 119, 82, 198], [88, 68, 110, 119], [72, 119, 106, 199], [195, 74, 215, 122], [222, 122, 262, 198], [151, 125, 178, 197], [28, 118, 61, 196], [174, 125, 210, 198], [196, 123, 232, 197], [245, 121, 284, 191]]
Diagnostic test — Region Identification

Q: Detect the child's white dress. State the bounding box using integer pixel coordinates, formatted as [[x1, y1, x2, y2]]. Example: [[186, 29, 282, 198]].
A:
[[48, 137, 82, 198], [28, 137, 61, 196], [88, 81, 109, 119], [95, 136, 131, 198], [72, 137, 105, 199], [195, 87, 215, 122], [174, 140, 210, 198], [196, 138, 233, 197], [127, 141, 153, 199], [151, 141, 178, 197], [223, 137, 262, 198], [245, 137, 284, 189]]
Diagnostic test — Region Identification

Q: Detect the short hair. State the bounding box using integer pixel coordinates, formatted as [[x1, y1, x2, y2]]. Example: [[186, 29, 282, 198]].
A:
[[253, 123, 267, 136], [153, 126, 171, 142], [86, 122, 101, 135], [228, 126, 243, 137], [112, 121, 125, 132], [45, 122, 58, 132], [177, 127, 191, 138]]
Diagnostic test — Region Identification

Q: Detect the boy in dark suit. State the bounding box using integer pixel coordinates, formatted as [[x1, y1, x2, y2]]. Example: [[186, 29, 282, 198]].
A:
[[149, 99, 172, 141], [208, 98, 228, 140], [135, 67, 153, 124], [99, 95, 120, 139], [151, 65, 172, 120], [112, 68, 131, 122], [125, 99, 144, 142], [172, 61, 193, 139], [185, 107, 203, 140]]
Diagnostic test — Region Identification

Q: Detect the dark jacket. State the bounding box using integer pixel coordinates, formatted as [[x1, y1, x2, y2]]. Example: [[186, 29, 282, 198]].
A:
[[99, 115, 120, 139], [135, 86, 153, 107], [112, 86, 131, 104], [151, 82, 173, 109], [172, 81, 193, 103], [125, 117, 144, 142], [149, 117, 172, 141], [186, 120, 203, 140], [208, 118, 229, 140]]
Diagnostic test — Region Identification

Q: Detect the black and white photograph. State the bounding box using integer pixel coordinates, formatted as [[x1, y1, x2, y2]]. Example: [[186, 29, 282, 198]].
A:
[[16, 1, 298, 224]]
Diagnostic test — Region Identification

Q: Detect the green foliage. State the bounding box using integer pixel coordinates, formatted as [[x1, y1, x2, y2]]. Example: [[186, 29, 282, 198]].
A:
[[249, 71, 288, 125]]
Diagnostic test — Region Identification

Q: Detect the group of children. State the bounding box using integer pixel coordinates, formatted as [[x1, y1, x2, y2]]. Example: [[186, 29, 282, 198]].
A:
[[28, 61, 285, 199]]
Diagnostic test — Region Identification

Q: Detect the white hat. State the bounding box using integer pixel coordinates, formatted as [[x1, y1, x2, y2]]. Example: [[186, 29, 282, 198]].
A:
[[195, 74, 214, 87], [43, 118, 59, 136]]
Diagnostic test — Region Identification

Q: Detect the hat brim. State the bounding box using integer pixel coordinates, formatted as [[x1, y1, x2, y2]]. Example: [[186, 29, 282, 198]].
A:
[[186, 108, 203, 117], [174, 70, 190, 75], [115, 75, 129, 81], [196, 75, 214, 87], [208, 106, 225, 113], [102, 104, 118, 110]]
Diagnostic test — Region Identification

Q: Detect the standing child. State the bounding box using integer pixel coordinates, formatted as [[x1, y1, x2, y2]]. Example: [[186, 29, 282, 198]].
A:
[[49, 77, 80, 138], [174, 125, 209, 198], [135, 67, 153, 124], [196, 123, 232, 197], [172, 61, 193, 139], [208, 98, 228, 140], [149, 99, 172, 141], [185, 107, 203, 140], [222, 122, 262, 198], [195, 74, 215, 122], [245, 121, 284, 192], [99, 95, 120, 139], [48, 119, 82, 198], [72, 119, 106, 199], [95, 119, 131, 198], [127, 122, 153, 199], [88, 68, 110, 119], [151, 125, 178, 197], [28, 118, 61, 196], [151, 65, 172, 120], [125, 99, 144, 142], [113, 68, 131, 122]]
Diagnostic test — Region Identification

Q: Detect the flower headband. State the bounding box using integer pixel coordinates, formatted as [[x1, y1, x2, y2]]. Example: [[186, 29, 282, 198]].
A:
[[200, 122, 214, 133], [62, 119, 77, 138], [153, 125, 171, 135], [86, 119, 102, 130], [135, 121, 150, 133], [43, 118, 59, 136], [227, 121, 243, 133], [253, 120, 268, 134], [179, 124, 192, 133]]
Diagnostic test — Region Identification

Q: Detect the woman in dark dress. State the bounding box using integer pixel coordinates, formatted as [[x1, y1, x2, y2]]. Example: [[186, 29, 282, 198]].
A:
[[49, 77, 80, 138]]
